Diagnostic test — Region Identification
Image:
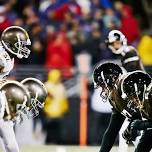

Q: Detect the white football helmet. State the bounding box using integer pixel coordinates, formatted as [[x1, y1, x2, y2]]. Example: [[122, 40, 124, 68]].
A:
[[105, 30, 127, 54]]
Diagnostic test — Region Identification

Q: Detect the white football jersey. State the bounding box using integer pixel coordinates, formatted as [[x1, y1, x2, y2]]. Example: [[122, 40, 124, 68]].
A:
[[0, 45, 14, 79]]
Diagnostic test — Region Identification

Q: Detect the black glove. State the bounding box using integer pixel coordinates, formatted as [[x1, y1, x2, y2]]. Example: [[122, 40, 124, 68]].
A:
[[130, 120, 143, 130], [122, 128, 132, 144], [122, 123, 140, 143], [131, 119, 152, 130]]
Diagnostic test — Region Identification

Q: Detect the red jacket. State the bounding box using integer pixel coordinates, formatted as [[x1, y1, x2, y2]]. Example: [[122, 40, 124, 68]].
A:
[[120, 5, 140, 44], [45, 33, 73, 70], [54, 2, 81, 21], [0, 17, 11, 31]]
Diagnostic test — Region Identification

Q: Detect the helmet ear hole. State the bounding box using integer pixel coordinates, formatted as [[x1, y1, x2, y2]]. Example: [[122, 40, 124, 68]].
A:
[[114, 33, 120, 41]]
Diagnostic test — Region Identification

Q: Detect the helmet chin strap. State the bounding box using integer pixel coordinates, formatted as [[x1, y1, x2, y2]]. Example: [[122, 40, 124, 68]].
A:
[[108, 45, 124, 55]]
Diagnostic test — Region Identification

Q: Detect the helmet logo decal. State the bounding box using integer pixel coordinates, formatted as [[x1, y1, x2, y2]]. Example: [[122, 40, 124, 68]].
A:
[[100, 71, 110, 102]]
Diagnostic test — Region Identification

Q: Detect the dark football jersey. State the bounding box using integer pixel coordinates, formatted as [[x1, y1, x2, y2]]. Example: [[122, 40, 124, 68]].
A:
[[121, 46, 144, 72], [109, 78, 142, 120]]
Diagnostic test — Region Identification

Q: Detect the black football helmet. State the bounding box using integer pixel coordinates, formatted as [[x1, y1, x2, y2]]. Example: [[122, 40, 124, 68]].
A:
[[93, 62, 123, 101], [93, 62, 123, 89], [121, 71, 151, 108], [0, 80, 30, 120], [21, 78, 48, 118], [1, 26, 31, 59]]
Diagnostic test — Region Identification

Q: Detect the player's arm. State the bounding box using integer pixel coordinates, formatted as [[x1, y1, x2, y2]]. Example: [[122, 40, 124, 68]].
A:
[[131, 119, 152, 130], [122, 119, 141, 143], [121, 47, 144, 72], [0, 51, 14, 74], [0, 53, 5, 72]]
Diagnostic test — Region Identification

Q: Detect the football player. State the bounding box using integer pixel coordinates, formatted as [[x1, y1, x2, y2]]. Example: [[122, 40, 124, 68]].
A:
[[0, 26, 31, 152], [93, 62, 151, 152], [93, 62, 126, 152], [21, 77, 48, 118], [105, 30, 144, 72], [0, 78, 47, 152], [0, 26, 31, 79], [97, 30, 145, 152], [124, 81, 152, 152], [0, 80, 30, 152]]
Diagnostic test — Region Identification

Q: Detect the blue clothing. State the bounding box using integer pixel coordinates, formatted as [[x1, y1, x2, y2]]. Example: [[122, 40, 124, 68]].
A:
[[100, 0, 112, 8]]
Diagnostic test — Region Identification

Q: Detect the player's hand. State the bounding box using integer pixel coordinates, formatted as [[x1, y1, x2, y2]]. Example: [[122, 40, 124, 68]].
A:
[[130, 119, 143, 130], [122, 124, 140, 143], [122, 128, 132, 144]]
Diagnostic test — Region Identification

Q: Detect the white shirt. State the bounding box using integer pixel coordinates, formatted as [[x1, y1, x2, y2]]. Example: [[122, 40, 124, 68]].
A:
[[0, 45, 14, 79], [91, 88, 112, 113]]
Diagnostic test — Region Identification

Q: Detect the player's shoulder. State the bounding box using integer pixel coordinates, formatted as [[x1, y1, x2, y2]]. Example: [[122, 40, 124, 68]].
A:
[[124, 45, 137, 53], [0, 42, 5, 52], [0, 43, 11, 59], [123, 45, 138, 58]]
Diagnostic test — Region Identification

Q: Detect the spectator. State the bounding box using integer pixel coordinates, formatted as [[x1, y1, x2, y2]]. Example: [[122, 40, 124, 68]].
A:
[[93, 9, 104, 32], [76, 0, 91, 14], [85, 22, 112, 65], [0, 5, 11, 34], [54, 0, 81, 21], [138, 32, 152, 76], [45, 32, 73, 78], [102, 7, 120, 32], [100, 0, 112, 9], [44, 69, 69, 144], [19, 22, 46, 64], [118, 4, 140, 45], [80, 11, 93, 37], [22, 4, 39, 26]]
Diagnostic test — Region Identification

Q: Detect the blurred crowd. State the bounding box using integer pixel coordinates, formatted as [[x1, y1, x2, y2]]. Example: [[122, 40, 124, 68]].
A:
[[0, 0, 145, 75], [1, 0, 152, 145]]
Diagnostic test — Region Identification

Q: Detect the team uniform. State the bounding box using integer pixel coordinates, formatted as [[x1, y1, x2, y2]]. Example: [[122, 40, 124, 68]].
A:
[[98, 70, 146, 152], [97, 30, 145, 152], [126, 82, 152, 152], [121, 46, 144, 72], [0, 44, 18, 152], [0, 26, 47, 152], [0, 44, 14, 79], [0, 26, 31, 152]]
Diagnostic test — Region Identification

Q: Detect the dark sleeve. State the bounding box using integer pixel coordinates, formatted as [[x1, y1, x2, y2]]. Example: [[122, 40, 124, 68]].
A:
[[133, 120, 152, 130], [121, 49, 144, 72], [99, 109, 125, 152]]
